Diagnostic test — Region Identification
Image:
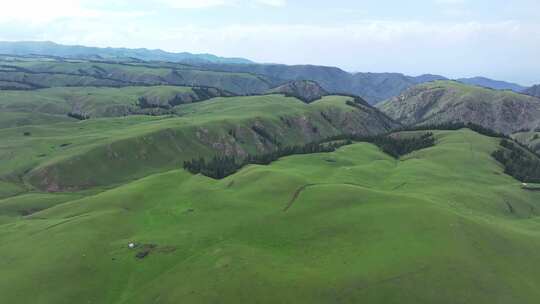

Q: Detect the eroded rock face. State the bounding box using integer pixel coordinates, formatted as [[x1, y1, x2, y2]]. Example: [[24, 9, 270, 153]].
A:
[[266, 80, 329, 103], [378, 81, 540, 134]]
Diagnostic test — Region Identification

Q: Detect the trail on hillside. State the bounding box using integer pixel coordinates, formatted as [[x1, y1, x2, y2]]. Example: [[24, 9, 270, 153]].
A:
[[283, 184, 315, 212]]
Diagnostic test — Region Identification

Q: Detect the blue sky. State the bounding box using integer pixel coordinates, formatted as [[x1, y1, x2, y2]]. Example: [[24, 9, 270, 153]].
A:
[[1, 0, 539, 85]]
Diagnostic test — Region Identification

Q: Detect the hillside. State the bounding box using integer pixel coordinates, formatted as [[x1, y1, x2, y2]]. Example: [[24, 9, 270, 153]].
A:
[[266, 80, 328, 103], [1, 129, 540, 303], [0, 94, 396, 193], [524, 84, 540, 98], [512, 131, 540, 154], [377, 80, 540, 133], [0, 57, 276, 95], [0, 41, 253, 64], [0, 86, 233, 123], [457, 76, 526, 92]]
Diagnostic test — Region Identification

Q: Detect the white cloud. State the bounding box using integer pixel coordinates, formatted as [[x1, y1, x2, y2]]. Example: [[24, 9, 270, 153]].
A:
[[154, 0, 285, 9], [0, 0, 147, 24]]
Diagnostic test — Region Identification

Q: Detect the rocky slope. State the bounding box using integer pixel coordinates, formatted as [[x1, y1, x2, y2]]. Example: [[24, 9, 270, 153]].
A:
[[266, 80, 328, 103], [377, 80, 540, 134], [524, 85, 540, 98]]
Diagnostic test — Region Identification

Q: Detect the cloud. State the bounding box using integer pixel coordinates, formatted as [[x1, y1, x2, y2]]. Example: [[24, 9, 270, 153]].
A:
[[155, 0, 286, 9], [0, 0, 147, 24], [0, 0, 538, 84]]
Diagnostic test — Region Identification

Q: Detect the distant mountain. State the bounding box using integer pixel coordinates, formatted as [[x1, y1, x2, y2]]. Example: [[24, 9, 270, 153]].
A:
[[377, 80, 540, 134], [197, 63, 447, 104], [524, 85, 540, 98], [457, 77, 526, 92], [0, 41, 253, 64], [266, 80, 328, 103]]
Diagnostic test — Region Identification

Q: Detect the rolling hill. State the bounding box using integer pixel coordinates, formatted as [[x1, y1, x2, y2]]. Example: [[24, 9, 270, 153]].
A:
[[0, 86, 233, 123], [1, 128, 540, 303], [377, 80, 540, 134], [0, 93, 396, 193], [2, 43, 540, 304], [0, 58, 275, 95]]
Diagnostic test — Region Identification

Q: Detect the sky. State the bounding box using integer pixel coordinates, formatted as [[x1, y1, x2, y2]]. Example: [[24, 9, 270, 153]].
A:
[[0, 0, 539, 85]]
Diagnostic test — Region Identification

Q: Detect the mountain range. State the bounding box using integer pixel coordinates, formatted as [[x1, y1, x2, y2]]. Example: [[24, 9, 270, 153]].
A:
[[1, 41, 535, 104], [0, 41, 253, 64], [456, 76, 527, 92]]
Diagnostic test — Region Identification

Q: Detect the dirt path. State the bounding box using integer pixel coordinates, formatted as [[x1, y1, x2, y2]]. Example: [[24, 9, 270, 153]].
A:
[[283, 184, 316, 212]]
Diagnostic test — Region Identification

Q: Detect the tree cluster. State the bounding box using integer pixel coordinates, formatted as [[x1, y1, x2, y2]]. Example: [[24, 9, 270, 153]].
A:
[[184, 132, 435, 179], [67, 112, 89, 120], [183, 141, 348, 179], [492, 139, 540, 183], [400, 122, 506, 138]]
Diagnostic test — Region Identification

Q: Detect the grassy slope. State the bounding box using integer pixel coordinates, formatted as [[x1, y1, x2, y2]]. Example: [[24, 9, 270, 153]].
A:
[[0, 94, 394, 192], [377, 80, 540, 133], [0, 59, 274, 94], [0, 86, 204, 120], [1, 129, 539, 303]]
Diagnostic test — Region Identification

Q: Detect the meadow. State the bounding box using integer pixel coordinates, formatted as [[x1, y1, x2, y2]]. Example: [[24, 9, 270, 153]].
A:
[[1, 128, 540, 303]]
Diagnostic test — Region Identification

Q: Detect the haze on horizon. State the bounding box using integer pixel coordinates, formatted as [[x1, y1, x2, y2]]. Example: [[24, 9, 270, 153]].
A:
[[0, 0, 539, 85]]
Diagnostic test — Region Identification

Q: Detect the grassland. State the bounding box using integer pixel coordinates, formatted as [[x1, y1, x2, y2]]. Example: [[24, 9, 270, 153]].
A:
[[0, 58, 275, 94], [0, 94, 394, 193], [1, 129, 539, 303]]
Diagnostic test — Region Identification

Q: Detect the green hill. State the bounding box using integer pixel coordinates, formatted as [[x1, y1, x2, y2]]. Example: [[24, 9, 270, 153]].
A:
[[1, 129, 540, 303], [0, 94, 396, 193], [0, 85, 232, 123], [0, 58, 275, 95], [377, 80, 540, 134]]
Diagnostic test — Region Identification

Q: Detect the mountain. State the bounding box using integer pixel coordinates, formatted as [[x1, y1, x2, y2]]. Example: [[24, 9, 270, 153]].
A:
[[266, 80, 328, 103], [199, 62, 447, 104], [524, 84, 540, 98], [457, 76, 527, 92], [0, 41, 253, 64], [377, 80, 540, 134], [0, 54, 448, 104], [0, 57, 275, 95]]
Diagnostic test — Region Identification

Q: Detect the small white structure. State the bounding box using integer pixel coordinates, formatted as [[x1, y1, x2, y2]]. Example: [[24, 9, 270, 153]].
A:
[[522, 183, 528, 187], [128, 242, 136, 249]]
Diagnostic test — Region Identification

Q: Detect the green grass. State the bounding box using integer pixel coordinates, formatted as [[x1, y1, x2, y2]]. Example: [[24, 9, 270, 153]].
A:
[[0, 94, 392, 192], [0, 58, 275, 94], [0, 86, 204, 119], [1, 129, 540, 303]]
